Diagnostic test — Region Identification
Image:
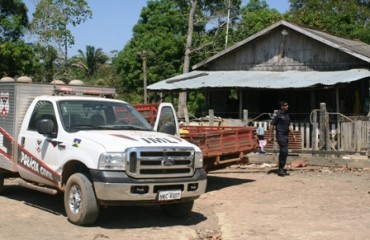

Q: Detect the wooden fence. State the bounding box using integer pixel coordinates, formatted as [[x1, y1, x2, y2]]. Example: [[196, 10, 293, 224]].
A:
[[191, 105, 370, 155], [253, 119, 369, 154]]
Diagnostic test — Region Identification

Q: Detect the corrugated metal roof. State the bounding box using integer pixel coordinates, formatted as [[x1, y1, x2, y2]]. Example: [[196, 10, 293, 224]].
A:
[[147, 69, 370, 91]]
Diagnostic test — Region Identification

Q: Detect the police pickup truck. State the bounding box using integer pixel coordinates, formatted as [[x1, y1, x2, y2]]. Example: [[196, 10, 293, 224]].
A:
[[0, 80, 206, 225]]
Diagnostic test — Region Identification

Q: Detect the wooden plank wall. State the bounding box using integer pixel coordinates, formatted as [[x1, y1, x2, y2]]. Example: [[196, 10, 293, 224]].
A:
[[340, 121, 369, 152]]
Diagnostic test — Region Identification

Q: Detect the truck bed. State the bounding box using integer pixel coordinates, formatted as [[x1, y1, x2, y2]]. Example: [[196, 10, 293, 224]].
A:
[[180, 126, 258, 171]]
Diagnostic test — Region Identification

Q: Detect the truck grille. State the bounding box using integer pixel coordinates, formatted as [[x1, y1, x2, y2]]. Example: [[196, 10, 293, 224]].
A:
[[126, 147, 194, 178]]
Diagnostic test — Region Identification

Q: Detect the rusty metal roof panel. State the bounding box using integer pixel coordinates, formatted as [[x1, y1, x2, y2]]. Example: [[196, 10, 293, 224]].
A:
[[147, 69, 370, 90]]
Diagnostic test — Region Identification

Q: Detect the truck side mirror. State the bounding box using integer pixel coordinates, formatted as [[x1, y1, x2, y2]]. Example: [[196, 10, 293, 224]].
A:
[[37, 119, 55, 136], [158, 123, 176, 135]]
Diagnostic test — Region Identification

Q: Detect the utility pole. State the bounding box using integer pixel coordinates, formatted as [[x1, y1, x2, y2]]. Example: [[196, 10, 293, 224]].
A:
[[137, 50, 149, 104]]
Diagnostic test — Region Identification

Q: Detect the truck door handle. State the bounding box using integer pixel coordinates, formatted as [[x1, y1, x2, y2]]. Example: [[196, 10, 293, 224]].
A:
[[57, 142, 66, 149]]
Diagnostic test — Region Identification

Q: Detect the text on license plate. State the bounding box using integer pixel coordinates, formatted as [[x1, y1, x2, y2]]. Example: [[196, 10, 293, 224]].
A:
[[158, 190, 182, 201]]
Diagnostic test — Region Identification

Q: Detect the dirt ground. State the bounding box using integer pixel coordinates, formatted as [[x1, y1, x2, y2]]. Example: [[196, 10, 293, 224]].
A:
[[1, 166, 370, 240]]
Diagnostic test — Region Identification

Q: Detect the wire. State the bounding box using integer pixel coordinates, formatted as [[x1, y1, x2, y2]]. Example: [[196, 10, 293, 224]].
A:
[[309, 109, 370, 130], [247, 112, 273, 124]]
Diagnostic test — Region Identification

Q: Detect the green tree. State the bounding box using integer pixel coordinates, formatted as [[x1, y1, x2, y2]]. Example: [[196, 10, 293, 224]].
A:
[[32, 44, 58, 82], [0, 40, 42, 78], [198, 0, 242, 51], [0, 0, 42, 78], [72, 45, 109, 79], [114, 0, 235, 104], [115, 0, 191, 103], [0, 0, 28, 42], [287, 0, 370, 43], [233, 0, 282, 42], [30, 0, 92, 67]]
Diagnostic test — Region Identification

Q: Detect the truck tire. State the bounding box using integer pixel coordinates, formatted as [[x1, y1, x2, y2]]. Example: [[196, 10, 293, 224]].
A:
[[0, 173, 4, 195], [64, 173, 99, 225], [160, 200, 194, 218]]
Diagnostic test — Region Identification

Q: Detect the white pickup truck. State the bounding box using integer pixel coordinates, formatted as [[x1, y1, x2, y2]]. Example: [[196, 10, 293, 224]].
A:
[[0, 81, 207, 225]]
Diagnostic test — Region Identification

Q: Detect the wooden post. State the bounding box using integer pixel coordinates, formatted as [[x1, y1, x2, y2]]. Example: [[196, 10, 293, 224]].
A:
[[243, 109, 248, 126], [368, 117, 370, 157], [312, 110, 318, 153], [355, 121, 361, 152], [319, 103, 327, 151], [209, 109, 214, 127], [239, 90, 243, 120], [368, 79, 370, 156], [366, 119, 370, 158], [325, 111, 330, 151], [184, 107, 189, 124]]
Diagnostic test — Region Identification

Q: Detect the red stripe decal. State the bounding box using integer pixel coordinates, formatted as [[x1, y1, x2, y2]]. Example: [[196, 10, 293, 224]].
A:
[[0, 127, 61, 184]]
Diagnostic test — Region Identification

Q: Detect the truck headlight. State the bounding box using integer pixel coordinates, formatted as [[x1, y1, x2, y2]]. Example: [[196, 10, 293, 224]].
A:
[[98, 152, 125, 170], [194, 151, 203, 169]]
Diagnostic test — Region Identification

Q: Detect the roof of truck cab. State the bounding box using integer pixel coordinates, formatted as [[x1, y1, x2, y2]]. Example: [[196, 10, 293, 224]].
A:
[[35, 95, 128, 104]]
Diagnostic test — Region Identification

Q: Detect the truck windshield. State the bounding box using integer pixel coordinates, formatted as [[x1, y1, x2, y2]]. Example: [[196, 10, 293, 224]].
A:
[[58, 100, 153, 132]]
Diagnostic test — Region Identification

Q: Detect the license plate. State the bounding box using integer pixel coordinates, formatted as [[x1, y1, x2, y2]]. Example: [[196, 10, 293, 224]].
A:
[[158, 190, 182, 201]]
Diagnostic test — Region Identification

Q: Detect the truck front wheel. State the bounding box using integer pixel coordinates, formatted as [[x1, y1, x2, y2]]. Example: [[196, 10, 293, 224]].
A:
[[64, 173, 99, 225], [160, 200, 194, 218]]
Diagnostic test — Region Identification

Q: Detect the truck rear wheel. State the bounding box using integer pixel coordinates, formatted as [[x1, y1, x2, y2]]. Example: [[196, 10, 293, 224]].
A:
[[64, 173, 99, 225], [160, 200, 194, 218]]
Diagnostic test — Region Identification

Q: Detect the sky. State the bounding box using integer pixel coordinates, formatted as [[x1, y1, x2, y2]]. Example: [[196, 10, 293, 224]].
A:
[[24, 0, 290, 57]]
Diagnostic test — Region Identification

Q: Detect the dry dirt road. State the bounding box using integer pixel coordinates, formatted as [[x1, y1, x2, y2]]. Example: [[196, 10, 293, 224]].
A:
[[1, 167, 370, 240]]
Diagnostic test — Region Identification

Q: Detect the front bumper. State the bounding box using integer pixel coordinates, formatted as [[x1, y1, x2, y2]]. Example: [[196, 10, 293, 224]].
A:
[[90, 168, 207, 205]]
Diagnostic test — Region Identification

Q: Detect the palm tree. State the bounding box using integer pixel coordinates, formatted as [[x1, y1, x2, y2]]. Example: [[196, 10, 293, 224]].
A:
[[73, 45, 109, 77]]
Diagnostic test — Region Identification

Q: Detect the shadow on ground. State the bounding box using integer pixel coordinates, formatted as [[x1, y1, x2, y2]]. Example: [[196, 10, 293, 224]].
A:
[[1, 181, 205, 229], [1, 174, 255, 229], [205, 174, 255, 192]]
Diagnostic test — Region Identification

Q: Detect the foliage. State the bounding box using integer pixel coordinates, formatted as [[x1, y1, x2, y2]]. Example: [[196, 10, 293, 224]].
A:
[[287, 0, 370, 43], [30, 0, 92, 60], [31, 44, 58, 82], [199, 0, 242, 51], [233, 0, 283, 42], [0, 40, 42, 78], [114, 0, 191, 104], [0, 0, 36, 78], [0, 0, 28, 42], [71, 45, 109, 78], [5, 0, 370, 117], [114, 0, 238, 110]]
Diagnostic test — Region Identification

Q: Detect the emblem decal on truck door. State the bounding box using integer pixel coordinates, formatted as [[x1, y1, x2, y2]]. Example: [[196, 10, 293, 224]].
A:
[[0, 92, 9, 117], [72, 138, 81, 148]]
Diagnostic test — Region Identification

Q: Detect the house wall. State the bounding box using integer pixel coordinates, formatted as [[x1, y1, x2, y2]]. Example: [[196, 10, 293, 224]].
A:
[[204, 77, 369, 122], [204, 26, 368, 71]]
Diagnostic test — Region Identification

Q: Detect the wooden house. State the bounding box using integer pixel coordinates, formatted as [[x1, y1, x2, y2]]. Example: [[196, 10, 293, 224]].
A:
[[149, 20, 370, 120], [148, 20, 370, 153]]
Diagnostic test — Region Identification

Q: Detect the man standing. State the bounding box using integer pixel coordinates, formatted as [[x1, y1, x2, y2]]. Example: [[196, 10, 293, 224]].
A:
[[268, 101, 296, 177]]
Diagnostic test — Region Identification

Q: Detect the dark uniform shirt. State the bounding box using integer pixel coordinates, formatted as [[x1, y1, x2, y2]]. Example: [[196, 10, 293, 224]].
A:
[[271, 110, 291, 135]]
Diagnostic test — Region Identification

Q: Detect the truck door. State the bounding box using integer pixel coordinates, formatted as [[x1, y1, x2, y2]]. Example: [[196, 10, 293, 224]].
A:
[[18, 100, 60, 185], [153, 103, 179, 136]]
